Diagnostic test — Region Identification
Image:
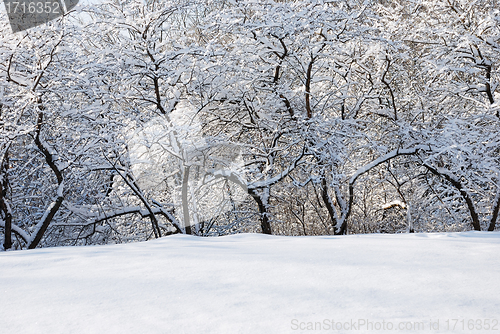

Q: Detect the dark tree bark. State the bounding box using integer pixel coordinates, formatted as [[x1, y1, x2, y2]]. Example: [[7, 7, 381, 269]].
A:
[[182, 165, 192, 235], [110, 164, 163, 238], [321, 176, 338, 230], [423, 164, 481, 231], [305, 57, 314, 119], [248, 188, 272, 235], [28, 111, 64, 249], [1, 149, 12, 250], [337, 146, 427, 235], [488, 189, 500, 231]]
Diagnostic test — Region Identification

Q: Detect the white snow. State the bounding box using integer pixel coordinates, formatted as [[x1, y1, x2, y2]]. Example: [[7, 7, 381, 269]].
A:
[[382, 200, 407, 210], [1, 232, 499, 333]]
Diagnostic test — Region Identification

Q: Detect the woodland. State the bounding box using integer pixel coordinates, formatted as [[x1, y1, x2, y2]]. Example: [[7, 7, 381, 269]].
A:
[[1, 0, 500, 250]]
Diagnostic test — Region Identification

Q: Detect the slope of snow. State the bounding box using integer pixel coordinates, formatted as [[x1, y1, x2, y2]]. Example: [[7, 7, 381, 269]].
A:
[[1, 232, 499, 333]]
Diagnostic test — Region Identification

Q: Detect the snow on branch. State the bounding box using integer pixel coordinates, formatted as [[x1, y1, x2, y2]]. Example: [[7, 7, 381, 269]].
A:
[[335, 145, 428, 235], [248, 146, 307, 190], [65, 204, 182, 234], [349, 145, 428, 186], [382, 200, 407, 210], [422, 163, 481, 231], [27, 182, 65, 249], [0, 220, 29, 244]]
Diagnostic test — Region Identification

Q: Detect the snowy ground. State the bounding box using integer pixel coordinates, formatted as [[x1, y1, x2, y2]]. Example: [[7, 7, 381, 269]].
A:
[[1, 232, 499, 334]]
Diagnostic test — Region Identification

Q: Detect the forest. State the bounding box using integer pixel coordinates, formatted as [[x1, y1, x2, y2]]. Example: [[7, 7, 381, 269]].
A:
[[1, 0, 500, 250]]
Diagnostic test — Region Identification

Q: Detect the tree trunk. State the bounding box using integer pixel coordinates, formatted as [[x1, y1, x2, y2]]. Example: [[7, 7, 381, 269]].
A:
[[28, 111, 65, 249], [321, 177, 338, 230], [28, 193, 64, 249], [248, 188, 272, 234], [182, 165, 192, 235], [424, 164, 481, 231], [1, 149, 12, 250], [488, 189, 500, 231]]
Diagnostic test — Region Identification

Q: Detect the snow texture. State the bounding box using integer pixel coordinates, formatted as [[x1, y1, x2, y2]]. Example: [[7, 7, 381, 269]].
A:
[[1, 232, 499, 333]]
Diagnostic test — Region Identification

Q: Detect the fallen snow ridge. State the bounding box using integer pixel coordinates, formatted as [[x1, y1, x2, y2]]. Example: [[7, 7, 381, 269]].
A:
[[1, 232, 499, 333]]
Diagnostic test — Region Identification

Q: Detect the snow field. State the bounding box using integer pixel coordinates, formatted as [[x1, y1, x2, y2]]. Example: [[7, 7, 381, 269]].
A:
[[1, 232, 499, 333]]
